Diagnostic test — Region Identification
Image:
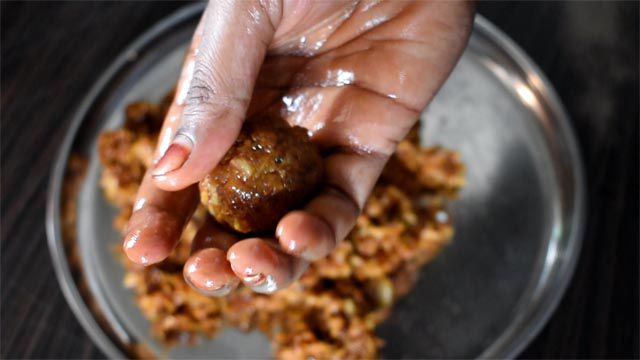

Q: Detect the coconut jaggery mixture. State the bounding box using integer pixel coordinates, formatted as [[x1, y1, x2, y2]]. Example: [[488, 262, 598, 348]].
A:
[[200, 114, 323, 234], [97, 93, 465, 359]]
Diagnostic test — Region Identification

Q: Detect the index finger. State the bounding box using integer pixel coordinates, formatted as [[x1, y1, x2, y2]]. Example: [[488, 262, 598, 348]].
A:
[[123, 173, 198, 265], [122, 19, 205, 265]]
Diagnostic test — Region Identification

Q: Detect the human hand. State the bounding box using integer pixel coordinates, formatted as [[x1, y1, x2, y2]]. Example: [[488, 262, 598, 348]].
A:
[[123, 0, 474, 295]]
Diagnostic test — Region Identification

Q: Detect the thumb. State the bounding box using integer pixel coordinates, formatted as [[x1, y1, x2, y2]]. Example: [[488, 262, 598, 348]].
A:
[[151, 0, 280, 191]]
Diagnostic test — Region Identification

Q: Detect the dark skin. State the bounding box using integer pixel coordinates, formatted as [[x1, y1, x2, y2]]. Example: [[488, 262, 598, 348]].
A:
[[122, 0, 474, 295]]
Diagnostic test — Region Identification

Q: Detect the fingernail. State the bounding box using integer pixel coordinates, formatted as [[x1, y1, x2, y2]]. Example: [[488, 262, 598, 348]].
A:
[[184, 273, 234, 297], [242, 272, 266, 286], [278, 233, 316, 259], [152, 136, 191, 177], [183, 249, 238, 296], [249, 274, 278, 294]]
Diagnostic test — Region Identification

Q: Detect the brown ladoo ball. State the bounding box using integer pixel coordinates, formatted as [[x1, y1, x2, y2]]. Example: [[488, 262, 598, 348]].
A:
[[199, 115, 323, 234]]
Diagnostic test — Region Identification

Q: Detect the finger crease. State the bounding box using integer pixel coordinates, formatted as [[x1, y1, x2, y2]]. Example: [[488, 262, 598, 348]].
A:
[[324, 183, 362, 214]]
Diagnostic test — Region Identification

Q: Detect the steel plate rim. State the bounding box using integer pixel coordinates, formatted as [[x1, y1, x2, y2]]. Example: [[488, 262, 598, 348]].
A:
[[472, 16, 586, 359], [45, 5, 585, 359], [45, 3, 206, 359]]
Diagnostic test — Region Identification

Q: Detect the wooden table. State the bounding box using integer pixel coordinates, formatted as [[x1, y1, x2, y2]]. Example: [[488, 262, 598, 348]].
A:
[[1, 2, 637, 358]]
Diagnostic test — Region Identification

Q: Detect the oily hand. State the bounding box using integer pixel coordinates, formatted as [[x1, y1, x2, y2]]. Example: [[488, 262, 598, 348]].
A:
[[123, 0, 474, 295]]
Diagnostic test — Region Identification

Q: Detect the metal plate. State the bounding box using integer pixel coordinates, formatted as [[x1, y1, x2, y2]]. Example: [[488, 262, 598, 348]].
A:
[[47, 3, 585, 359]]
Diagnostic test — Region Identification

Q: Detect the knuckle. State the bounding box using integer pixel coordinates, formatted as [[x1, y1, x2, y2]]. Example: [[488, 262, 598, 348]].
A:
[[187, 74, 217, 105], [181, 63, 248, 125], [186, 64, 221, 107]]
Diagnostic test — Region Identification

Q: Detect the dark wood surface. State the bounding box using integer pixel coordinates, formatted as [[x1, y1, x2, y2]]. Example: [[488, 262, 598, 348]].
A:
[[1, 1, 637, 359]]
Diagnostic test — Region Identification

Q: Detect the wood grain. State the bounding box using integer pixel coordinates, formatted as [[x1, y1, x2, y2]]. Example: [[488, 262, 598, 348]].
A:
[[1, 1, 637, 358]]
